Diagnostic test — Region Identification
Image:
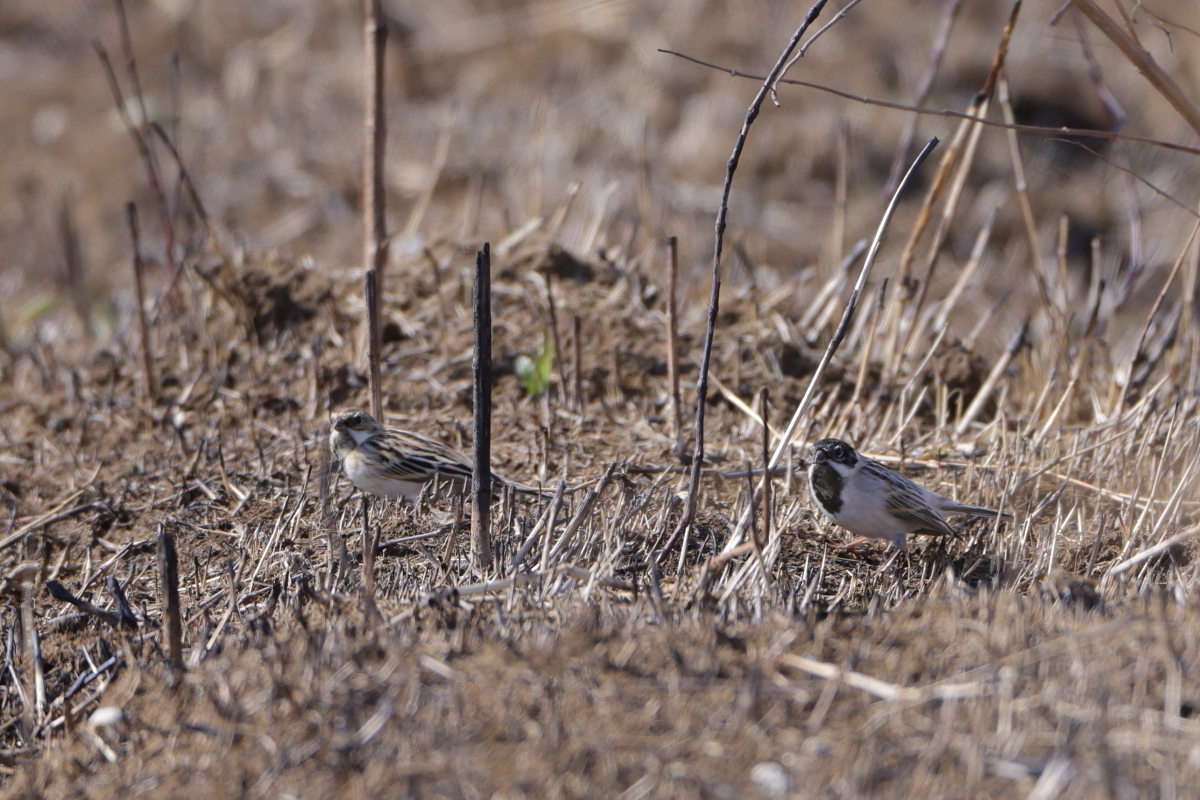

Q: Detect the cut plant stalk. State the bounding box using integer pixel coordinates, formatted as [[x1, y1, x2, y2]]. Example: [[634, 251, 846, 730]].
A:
[[366, 268, 383, 420], [157, 527, 183, 670], [472, 243, 494, 572]]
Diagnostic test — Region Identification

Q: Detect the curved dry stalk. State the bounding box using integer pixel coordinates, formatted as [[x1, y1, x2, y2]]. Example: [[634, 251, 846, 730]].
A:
[[716, 137, 939, 599], [663, 0, 831, 567]]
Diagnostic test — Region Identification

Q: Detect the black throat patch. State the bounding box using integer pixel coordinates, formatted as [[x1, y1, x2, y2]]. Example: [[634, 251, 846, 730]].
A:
[[809, 463, 844, 515]]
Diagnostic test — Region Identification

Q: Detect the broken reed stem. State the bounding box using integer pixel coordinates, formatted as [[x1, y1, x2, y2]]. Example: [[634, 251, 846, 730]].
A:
[[1125, 215, 1200, 395], [1056, 215, 1071, 308], [832, 123, 848, 268], [665, 235, 685, 460], [365, 269, 383, 420], [573, 314, 583, 413], [998, 76, 1059, 323], [157, 526, 183, 670], [46, 580, 124, 628], [361, 496, 377, 618], [126, 201, 156, 401], [22, 582, 45, 727], [319, 428, 339, 593], [956, 318, 1028, 436], [745, 461, 768, 585], [892, 4, 1016, 371], [472, 243, 494, 572], [758, 388, 773, 573], [674, 0, 831, 560], [363, 0, 388, 297], [851, 278, 888, 407]]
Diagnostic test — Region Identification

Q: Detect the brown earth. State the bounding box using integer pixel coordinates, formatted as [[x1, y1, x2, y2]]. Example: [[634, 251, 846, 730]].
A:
[[3, 0, 1200, 797]]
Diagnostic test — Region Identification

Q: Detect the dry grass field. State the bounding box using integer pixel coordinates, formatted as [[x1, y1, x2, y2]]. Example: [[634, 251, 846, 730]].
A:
[[4, 0, 1200, 797]]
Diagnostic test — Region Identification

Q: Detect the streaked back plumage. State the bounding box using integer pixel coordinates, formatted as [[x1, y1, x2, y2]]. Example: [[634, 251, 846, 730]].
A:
[[807, 438, 1008, 551], [330, 408, 540, 501]]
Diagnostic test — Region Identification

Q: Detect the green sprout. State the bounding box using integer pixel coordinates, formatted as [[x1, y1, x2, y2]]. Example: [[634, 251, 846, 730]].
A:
[[514, 332, 554, 398]]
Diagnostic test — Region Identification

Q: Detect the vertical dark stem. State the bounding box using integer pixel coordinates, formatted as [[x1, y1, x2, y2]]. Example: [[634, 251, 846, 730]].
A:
[[157, 526, 183, 670], [472, 244, 494, 571], [665, 235, 685, 460], [361, 496, 377, 618], [126, 201, 156, 401], [319, 428, 337, 593], [364, 0, 388, 297], [745, 462, 758, 546], [573, 315, 583, 413], [759, 387, 772, 545], [366, 269, 383, 420], [114, 0, 149, 141], [168, 51, 185, 231], [545, 273, 567, 404]]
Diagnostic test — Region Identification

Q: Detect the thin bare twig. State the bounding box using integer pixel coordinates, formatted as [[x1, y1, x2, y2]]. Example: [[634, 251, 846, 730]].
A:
[[657, 48, 1200, 158], [363, 0, 389, 295], [110, 0, 177, 276], [759, 387, 772, 552], [667, 0, 831, 566], [573, 314, 583, 413], [147, 123, 231, 267], [126, 201, 156, 401], [665, 235, 685, 460], [771, 0, 867, 104], [1073, 14, 1143, 295]]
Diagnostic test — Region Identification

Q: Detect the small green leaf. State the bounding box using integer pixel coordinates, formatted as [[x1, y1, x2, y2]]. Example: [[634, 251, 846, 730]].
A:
[[14, 292, 58, 327], [515, 332, 554, 397]]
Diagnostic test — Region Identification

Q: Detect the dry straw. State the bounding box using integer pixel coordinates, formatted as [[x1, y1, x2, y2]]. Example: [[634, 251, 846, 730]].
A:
[[6, 0, 1200, 794]]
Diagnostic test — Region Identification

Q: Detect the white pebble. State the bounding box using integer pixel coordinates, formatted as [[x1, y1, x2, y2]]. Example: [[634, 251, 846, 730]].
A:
[[750, 761, 791, 797], [89, 706, 125, 728]]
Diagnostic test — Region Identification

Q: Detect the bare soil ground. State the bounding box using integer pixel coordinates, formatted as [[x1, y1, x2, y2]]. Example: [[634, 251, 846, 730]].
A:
[[3, 1, 1200, 797]]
